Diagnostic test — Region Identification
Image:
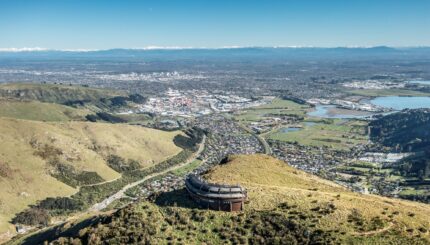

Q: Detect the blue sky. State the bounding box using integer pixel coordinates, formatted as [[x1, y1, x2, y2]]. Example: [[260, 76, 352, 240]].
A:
[[0, 0, 429, 50]]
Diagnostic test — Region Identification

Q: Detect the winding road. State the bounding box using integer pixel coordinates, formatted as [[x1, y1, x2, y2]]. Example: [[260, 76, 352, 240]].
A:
[[89, 135, 206, 212], [236, 121, 272, 155]]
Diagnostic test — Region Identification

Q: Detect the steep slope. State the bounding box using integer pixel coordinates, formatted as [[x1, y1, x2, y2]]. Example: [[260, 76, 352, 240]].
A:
[[0, 117, 182, 238], [205, 155, 430, 242], [369, 109, 430, 199], [0, 83, 122, 104], [369, 109, 430, 152], [11, 155, 430, 244], [0, 99, 91, 121]]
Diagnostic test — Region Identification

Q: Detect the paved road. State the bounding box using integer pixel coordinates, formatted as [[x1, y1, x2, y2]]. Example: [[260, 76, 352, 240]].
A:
[[236, 121, 272, 155], [89, 135, 206, 212], [218, 113, 272, 155], [255, 133, 272, 155]]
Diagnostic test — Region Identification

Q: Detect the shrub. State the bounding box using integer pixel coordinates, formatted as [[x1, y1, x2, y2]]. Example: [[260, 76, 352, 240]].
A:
[[95, 112, 126, 123], [38, 197, 82, 211], [48, 160, 104, 188], [12, 208, 50, 226], [0, 161, 13, 178], [369, 216, 385, 230], [109, 96, 128, 107], [106, 155, 140, 173], [33, 144, 63, 160], [128, 94, 147, 104], [85, 114, 99, 122]]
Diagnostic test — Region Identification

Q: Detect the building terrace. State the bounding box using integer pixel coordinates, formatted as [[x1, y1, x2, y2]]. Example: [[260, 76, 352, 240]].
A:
[[185, 174, 247, 212]]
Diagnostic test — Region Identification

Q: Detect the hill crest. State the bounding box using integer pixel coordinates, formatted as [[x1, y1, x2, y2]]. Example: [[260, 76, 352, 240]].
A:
[[10, 154, 430, 244]]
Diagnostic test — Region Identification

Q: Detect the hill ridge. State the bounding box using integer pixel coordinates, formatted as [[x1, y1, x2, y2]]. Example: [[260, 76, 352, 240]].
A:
[[9, 154, 430, 244]]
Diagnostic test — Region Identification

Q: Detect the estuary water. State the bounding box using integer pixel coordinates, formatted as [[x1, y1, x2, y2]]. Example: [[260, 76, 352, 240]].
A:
[[370, 96, 430, 110], [307, 105, 373, 119], [280, 127, 302, 133], [407, 80, 430, 85], [278, 122, 319, 134], [309, 95, 430, 119]]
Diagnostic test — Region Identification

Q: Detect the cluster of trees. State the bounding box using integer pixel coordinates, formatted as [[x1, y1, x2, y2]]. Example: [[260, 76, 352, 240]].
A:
[[397, 150, 430, 179], [173, 127, 206, 151], [48, 159, 104, 188], [63, 99, 92, 107], [38, 197, 82, 211], [369, 109, 430, 152], [106, 155, 140, 173], [85, 112, 126, 123], [101, 93, 147, 107], [12, 208, 50, 227], [32, 143, 104, 188], [370, 109, 430, 179], [281, 95, 308, 105], [22, 201, 339, 244], [12, 197, 83, 227], [65, 93, 147, 109]]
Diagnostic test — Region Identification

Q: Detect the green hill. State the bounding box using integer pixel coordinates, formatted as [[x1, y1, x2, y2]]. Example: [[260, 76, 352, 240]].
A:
[[0, 117, 182, 240], [369, 109, 430, 201], [0, 83, 123, 104], [0, 99, 91, 121], [370, 109, 430, 152], [11, 155, 430, 244]]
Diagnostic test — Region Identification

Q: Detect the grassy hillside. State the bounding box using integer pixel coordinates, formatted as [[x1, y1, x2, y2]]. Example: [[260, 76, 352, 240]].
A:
[[0, 118, 182, 238], [12, 155, 430, 244], [0, 83, 123, 104], [206, 155, 430, 240], [0, 99, 91, 121], [370, 109, 430, 151]]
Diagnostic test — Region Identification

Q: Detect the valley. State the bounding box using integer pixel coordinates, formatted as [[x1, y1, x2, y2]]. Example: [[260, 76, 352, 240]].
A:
[[0, 47, 430, 244], [9, 155, 430, 244], [2, 1, 430, 243]]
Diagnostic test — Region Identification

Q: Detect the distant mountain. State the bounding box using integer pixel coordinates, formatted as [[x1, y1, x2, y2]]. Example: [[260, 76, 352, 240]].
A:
[[1, 47, 430, 61]]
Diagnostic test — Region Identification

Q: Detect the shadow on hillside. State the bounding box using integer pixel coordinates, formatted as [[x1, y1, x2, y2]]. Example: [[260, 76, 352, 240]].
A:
[[154, 188, 199, 209], [20, 215, 103, 245]]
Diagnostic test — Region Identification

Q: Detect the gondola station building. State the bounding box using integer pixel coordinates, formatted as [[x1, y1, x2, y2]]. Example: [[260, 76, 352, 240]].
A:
[[185, 174, 247, 212]]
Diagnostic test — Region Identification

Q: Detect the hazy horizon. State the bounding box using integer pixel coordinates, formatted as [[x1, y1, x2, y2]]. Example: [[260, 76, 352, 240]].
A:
[[1, 45, 430, 53], [1, 0, 429, 49]]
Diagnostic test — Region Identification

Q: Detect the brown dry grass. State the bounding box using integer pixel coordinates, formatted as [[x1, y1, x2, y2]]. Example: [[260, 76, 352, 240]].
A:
[[205, 154, 430, 241], [0, 117, 181, 237], [0, 99, 91, 122]]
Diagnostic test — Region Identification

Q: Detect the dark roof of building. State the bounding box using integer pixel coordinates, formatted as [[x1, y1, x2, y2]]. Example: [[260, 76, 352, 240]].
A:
[[185, 174, 247, 200]]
